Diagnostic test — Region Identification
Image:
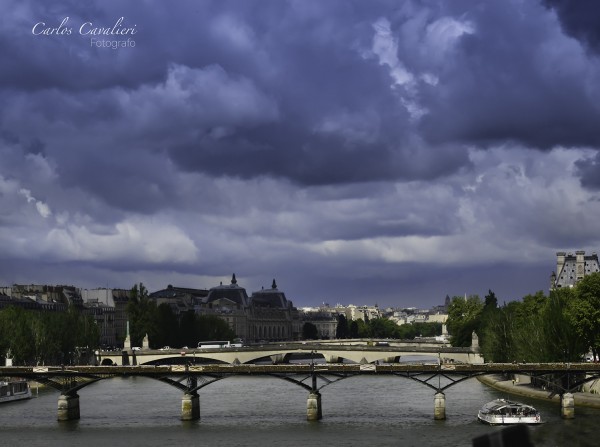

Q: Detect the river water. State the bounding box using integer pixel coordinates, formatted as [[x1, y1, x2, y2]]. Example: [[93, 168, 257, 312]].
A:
[[0, 373, 598, 447]]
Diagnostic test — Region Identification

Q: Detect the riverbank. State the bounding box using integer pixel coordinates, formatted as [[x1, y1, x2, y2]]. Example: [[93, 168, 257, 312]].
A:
[[477, 374, 600, 409]]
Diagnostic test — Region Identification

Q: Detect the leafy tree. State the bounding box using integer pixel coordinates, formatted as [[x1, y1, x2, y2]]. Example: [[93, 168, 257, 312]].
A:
[[569, 273, 600, 360], [395, 324, 415, 339], [412, 322, 442, 338], [516, 291, 547, 322], [302, 322, 319, 340], [336, 314, 348, 339], [349, 320, 359, 338], [179, 310, 199, 347], [478, 290, 502, 359], [479, 303, 517, 362], [446, 295, 483, 347], [0, 305, 99, 366], [154, 303, 179, 348], [478, 292, 549, 362], [478, 288, 585, 363], [126, 283, 158, 347], [545, 288, 585, 362], [368, 317, 398, 338], [509, 292, 550, 362], [196, 315, 236, 342], [355, 319, 370, 338], [0, 306, 32, 364], [484, 289, 498, 309]]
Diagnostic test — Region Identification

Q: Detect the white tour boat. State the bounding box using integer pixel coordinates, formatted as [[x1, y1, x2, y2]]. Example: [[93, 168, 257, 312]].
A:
[[477, 399, 542, 425], [0, 379, 32, 403]]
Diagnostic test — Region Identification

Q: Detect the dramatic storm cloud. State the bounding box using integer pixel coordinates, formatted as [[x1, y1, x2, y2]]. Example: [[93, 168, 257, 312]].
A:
[[1, 0, 600, 308]]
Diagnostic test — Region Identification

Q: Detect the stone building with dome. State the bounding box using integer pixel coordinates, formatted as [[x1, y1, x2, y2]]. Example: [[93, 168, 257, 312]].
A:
[[198, 274, 251, 341], [151, 274, 301, 343], [248, 279, 301, 341]]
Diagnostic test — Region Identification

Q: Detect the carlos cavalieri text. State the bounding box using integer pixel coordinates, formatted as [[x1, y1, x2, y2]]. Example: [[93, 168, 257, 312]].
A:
[[32, 17, 137, 48]]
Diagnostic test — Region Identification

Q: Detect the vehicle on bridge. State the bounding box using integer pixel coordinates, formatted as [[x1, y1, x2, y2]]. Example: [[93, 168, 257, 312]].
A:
[[477, 399, 542, 425], [0, 378, 32, 403]]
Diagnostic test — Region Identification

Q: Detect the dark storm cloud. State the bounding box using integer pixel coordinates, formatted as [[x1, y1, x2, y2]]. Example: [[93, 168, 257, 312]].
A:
[[168, 123, 439, 186], [3, 0, 600, 307], [418, 0, 600, 150], [7, 0, 478, 187], [575, 152, 600, 190], [6, 0, 591, 194], [3, 0, 600, 195], [542, 0, 600, 54]]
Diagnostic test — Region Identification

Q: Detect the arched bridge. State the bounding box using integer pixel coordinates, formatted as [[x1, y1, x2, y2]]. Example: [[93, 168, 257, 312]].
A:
[[98, 342, 483, 366]]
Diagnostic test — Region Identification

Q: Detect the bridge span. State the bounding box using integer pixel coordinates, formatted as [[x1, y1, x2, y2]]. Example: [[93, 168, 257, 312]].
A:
[[3, 362, 600, 423], [97, 342, 484, 366]]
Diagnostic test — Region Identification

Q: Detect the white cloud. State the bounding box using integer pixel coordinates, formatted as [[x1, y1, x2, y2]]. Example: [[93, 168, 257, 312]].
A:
[[42, 218, 198, 264], [18, 188, 52, 218], [424, 16, 474, 63], [370, 17, 433, 121], [294, 145, 600, 270], [371, 17, 414, 87]]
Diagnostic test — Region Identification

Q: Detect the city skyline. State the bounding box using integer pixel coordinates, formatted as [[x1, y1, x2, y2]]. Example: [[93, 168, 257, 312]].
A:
[[2, 1, 600, 308]]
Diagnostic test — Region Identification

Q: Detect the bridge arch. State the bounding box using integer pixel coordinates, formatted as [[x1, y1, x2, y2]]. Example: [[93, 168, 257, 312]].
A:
[[96, 344, 482, 366]]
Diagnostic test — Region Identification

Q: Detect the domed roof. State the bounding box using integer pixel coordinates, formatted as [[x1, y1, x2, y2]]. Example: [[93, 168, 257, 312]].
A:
[[250, 279, 290, 308], [206, 273, 249, 307]]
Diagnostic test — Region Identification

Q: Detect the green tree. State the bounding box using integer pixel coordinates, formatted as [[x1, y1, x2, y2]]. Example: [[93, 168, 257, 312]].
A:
[[511, 292, 548, 361], [396, 323, 417, 339], [126, 283, 158, 347], [302, 322, 319, 340], [412, 322, 442, 338], [196, 315, 235, 342], [569, 273, 600, 360], [154, 303, 179, 348], [545, 288, 585, 362], [0, 305, 100, 365], [349, 320, 359, 338], [479, 303, 517, 362], [478, 290, 501, 359], [484, 289, 498, 309], [0, 307, 33, 364], [179, 310, 199, 347], [478, 288, 585, 363], [368, 318, 392, 338], [336, 314, 348, 339], [356, 319, 370, 338], [446, 295, 483, 347]]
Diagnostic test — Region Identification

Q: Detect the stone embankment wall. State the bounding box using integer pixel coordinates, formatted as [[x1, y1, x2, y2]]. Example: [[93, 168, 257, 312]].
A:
[[477, 374, 600, 409], [581, 378, 600, 395]]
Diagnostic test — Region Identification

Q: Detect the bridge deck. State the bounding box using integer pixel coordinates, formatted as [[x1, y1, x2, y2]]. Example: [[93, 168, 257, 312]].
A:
[[2, 362, 600, 378], [3, 363, 597, 422]]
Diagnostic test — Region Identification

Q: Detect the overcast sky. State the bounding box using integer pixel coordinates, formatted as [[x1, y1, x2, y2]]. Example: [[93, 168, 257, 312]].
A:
[[2, 0, 600, 309]]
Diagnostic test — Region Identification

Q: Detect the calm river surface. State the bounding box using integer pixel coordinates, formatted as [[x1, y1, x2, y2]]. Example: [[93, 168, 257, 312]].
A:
[[1, 374, 598, 447]]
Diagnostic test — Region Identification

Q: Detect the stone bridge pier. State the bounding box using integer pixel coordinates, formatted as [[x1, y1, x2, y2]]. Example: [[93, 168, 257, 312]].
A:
[[181, 392, 200, 421], [57, 393, 80, 421], [561, 392, 575, 419], [433, 392, 445, 420], [306, 391, 322, 421]]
